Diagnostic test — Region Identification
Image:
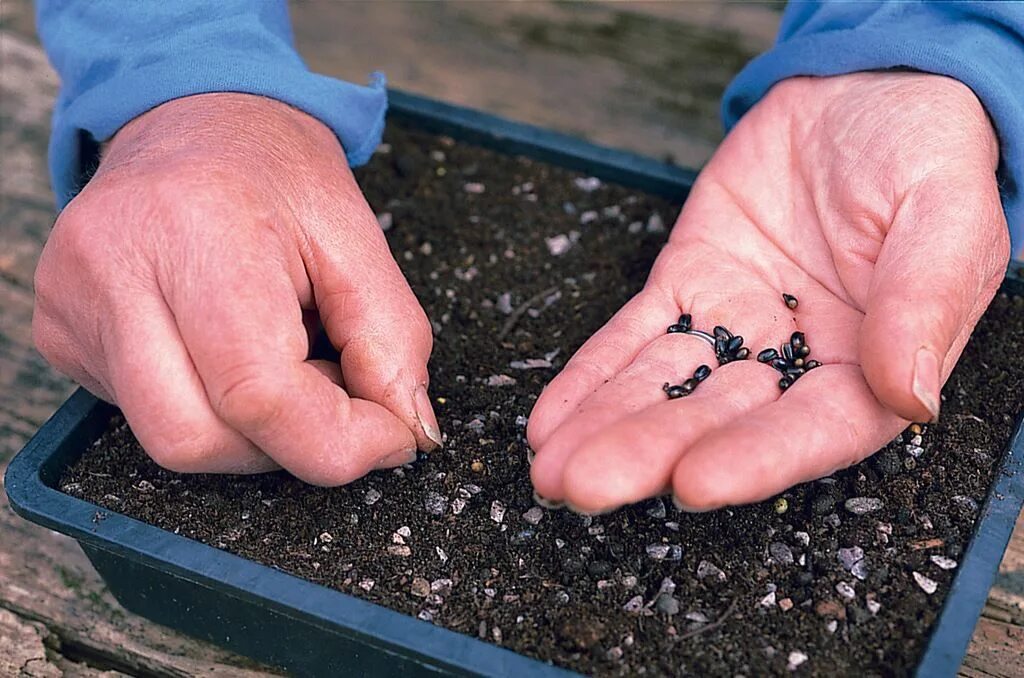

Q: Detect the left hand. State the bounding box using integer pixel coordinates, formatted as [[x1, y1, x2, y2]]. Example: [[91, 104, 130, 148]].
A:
[[527, 72, 1011, 514]]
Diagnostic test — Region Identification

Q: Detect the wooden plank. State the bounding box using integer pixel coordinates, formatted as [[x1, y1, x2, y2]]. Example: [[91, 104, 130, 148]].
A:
[[961, 616, 1024, 678]]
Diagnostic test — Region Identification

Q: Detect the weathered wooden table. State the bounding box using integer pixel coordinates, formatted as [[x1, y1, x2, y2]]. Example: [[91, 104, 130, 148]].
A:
[[1, 2, 1021, 674]]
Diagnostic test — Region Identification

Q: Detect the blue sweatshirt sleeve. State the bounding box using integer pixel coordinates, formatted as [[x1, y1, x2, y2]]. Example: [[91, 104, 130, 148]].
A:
[[722, 2, 1024, 254], [36, 0, 387, 209]]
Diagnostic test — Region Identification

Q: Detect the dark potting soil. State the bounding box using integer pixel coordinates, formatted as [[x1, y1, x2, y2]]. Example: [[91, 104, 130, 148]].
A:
[[62, 124, 1024, 676]]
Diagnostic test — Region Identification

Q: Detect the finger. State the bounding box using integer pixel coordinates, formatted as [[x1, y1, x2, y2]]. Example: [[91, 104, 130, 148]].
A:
[[102, 293, 278, 474], [672, 364, 905, 511], [32, 311, 114, 402], [860, 175, 1010, 422], [527, 290, 678, 451], [305, 197, 440, 451], [171, 239, 418, 486], [530, 331, 716, 501], [559, 360, 778, 514]]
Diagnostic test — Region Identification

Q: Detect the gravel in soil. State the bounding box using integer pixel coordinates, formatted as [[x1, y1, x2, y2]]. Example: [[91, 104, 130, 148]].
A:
[[62, 125, 1024, 676]]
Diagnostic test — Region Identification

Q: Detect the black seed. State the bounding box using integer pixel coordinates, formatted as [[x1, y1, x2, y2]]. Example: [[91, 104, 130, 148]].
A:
[[779, 378, 792, 390], [799, 345, 811, 357], [783, 293, 798, 309], [791, 331, 805, 347], [694, 365, 711, 382], [713, 326, 731, 340], [681, 378, 699, 393], [793, 358, 804, 367], [757, 348, 779, 363], [667, 324, 686, 334], [678, 314, 692, 332], [782, 343, 794, 360], [735, 347, 750, 360], [786, 367, 806, 378], [727, 336, 744, 353], [715, 336, 727, 356], [806, 360, 822, 369], [771, 358, 789, 371], [666, 386, 686, 399]]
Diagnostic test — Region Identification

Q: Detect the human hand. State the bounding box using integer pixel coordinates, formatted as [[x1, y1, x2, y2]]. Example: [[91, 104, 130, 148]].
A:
[[33, 93, 440, 485], [528, 73, 1010, 513]]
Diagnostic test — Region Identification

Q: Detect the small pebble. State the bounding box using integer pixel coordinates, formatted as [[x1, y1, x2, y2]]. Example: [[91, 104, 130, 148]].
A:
[[794, 531, 810, 547], [522, 507, 544, 525], [778, 597, 794, 612], [646, 544, 671, 560], [359, 578, 375, 592], [463, 182, 485, 194], [930, 555, 958, 570], [867, 598, 882, 615], [913, 571, 939, 595], [410, 578, 430, 597], [826, 620, 838, 633], [646, 212, 665, 233], [470, 460, 485, 473], [769, 542, 794, 566], [364, 489, 382, 506], [646, 498, 667, 519], [376, 211, 394, 231], [655, 593, 680, 616], [424, 492, 447, 516], [759, 591, 777, 608], [696, 560, 727, 581], [579, 210, 599, 225], [490, 501, 506, 524], [787, 651, 808, 671], [486, 374, 517, 387], [387, 545, 411, 557], [685, 611, 709, 623], [909, 423, 923, 435], [623, 595, 645, 613], [835, 581, 856, 600], [845, 497, 884, 515], [606, 647, 623, 661], [838, 546, 865, 571], [574, 176, 602, 192], [545, 234, 573, 256]]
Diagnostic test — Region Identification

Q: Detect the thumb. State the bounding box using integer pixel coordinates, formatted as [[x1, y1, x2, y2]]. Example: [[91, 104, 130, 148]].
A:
[[860, 174, 1010, 422], [308, 208, 441, 452]]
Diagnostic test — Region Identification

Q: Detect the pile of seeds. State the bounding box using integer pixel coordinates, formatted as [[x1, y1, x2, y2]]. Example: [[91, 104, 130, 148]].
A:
[[757, 331, 821, 391], [662, 364, 712, 400]]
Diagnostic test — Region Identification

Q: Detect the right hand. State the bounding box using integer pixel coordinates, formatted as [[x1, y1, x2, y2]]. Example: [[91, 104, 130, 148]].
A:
[[33, 93, 441, 485]]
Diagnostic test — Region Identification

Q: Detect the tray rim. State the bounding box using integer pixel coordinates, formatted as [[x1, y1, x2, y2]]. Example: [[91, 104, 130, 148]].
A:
[[5, 88, 1024, 676]]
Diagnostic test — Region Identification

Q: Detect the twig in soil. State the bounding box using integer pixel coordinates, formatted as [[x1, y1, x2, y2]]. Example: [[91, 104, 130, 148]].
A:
[[498, 286, 560, 341], [910, 538, 945, 551], [675, 597, 740, 642]]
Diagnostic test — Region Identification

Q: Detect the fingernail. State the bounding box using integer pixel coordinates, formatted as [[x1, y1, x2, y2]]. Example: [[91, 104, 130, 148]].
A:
[[526, 447, 536, 465], [565, 501, 616, 517], [533, 491, 565, 510], [376, 445, 418, 470], [672, 494, 715, 513], [912, 347, 941, 423], [413, 384, 443, 449]]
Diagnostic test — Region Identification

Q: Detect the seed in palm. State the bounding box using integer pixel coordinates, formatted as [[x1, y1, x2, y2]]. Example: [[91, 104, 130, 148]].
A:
[[783, 293, 798, 309], [760, 330, 820, 391], [664, 364, 714, 399]]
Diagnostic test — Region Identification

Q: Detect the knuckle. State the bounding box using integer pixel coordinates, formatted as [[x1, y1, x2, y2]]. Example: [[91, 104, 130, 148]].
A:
[[31, 313, 70, 368], [209, 364, 286, 431]]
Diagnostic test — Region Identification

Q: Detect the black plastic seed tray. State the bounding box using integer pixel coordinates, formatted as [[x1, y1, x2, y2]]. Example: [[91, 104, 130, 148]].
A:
[[6, 91, 1024, 677]]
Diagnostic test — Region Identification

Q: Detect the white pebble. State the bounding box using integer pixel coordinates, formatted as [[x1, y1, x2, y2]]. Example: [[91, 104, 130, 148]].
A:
[[685, 611, 709, 623], [364, 489, 382, 505], [450, 497, 467, 515], [397, 526, 411, 538], [646, 212, 665, 233], [835, 581, 856, 600], [930, 555, 958, 570], [424, 492, 447, 515], [867, 598, 881, 615], [794, 531, 810, 547], [387, 545, 411, 557], [490, 500, 506, 524], [486, 374, 517, 387], [696, 560, 726, 580], [359, 578, 375, 591], [646, 544, 671, 560], [522, 507, 544, 525], [826, 620, 838, 633], [913, 571, 938, 594], [759, 591, 777, 608], [622, 595, 645, 613], [574, 176, 602, 192], [787, 651, 808, 671], [545, 234, 573, 256], [579, 210, 599, 225], [376, 211, 393, 231], [436, 546, 449, 563], [463, 182, 485, 194], [845, 497, 884, 515]]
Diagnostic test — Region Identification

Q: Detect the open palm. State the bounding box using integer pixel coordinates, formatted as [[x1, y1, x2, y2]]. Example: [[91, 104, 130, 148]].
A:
[[528, 73, 1011, 514]]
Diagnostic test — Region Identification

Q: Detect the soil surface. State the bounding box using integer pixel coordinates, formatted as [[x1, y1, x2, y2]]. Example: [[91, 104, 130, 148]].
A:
[[62, 125, 1024, 676]]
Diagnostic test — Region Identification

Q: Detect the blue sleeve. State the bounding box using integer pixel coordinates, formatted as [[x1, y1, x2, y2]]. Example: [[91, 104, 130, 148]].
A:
[[722, 2, 1024, 254], [36, 0, 387, 209]]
